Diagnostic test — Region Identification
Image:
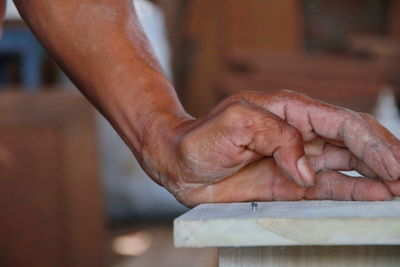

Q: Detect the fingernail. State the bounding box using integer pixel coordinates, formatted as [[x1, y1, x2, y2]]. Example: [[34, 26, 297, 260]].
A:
[[297, 156, 315, 187]]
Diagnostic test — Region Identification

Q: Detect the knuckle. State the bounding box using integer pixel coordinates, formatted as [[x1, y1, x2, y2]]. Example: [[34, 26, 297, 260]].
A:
[[345, 109, 362, 120], [341, 109, 362, 124], [272, 89, 313, 105], [221, 100, 255, 128], [224, 100, 248, 118], [344, 110, 372, 129]]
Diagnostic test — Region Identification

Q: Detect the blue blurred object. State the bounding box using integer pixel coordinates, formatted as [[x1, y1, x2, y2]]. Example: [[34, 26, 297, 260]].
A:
[[0, 27, 45, 91]]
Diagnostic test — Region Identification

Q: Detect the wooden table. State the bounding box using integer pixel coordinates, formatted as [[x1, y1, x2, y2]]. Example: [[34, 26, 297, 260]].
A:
[[174, 201, 400, 267]]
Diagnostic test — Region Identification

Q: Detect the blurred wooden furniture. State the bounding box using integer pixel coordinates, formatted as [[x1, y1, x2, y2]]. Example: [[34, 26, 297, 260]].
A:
[[390, 0, 400, 44], [155, 0, 400, 116], [180, 0, 303, 116], [217, 53, 392, 112], [0, 91, 105, 267], [175, 201, 400, 267]]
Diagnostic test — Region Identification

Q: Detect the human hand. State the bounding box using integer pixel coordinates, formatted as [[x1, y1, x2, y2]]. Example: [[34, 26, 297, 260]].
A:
[[184, 154, 395, 204], [163, 137, 398, 204], [144, 90, 400, 206]]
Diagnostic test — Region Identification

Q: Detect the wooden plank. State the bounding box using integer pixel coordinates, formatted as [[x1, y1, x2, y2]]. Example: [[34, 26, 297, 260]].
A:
[[174, 201, 400, 247], [219, 246, 400, 267]]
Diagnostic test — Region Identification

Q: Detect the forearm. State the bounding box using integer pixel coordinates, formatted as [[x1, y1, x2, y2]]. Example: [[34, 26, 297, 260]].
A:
[[13, 0, 190, 160]]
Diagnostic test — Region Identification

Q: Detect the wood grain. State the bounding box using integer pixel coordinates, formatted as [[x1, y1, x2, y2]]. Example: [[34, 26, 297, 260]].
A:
[[174, 201, 400, 247], [219, 246, 400, 267]]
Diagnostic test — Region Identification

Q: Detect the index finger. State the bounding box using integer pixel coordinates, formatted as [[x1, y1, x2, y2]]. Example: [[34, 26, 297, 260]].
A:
[[247, 90, 400, 181]]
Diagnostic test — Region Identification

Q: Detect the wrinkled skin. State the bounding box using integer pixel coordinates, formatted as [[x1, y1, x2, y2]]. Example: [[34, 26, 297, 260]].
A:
[[9, 0, 400, 207], [147, 91, 400, 206]]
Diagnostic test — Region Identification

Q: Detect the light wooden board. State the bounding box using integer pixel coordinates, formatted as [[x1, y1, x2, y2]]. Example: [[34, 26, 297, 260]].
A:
[[174, 200, 400, 247], [219, 246, 400, 267]]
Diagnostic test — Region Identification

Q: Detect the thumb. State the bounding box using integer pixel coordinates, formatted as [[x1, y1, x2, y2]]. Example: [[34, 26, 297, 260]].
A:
[[224, 103, 315, 187]]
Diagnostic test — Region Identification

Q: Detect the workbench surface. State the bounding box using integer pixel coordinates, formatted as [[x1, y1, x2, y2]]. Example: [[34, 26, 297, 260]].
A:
[[174, 200, 400, 247]]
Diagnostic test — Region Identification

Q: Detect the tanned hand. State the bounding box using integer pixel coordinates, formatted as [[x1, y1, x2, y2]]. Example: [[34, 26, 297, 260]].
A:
[[144, 90, 400, 206]]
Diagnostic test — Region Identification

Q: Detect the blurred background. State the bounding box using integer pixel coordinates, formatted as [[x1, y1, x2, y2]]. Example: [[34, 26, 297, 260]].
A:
[[0, 0, 399, 266]]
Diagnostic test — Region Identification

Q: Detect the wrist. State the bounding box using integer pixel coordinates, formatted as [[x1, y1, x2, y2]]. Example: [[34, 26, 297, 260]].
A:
[[93, 69, 193, 187], [134, 110, 194, 187], [104, 74, 191, 154]]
